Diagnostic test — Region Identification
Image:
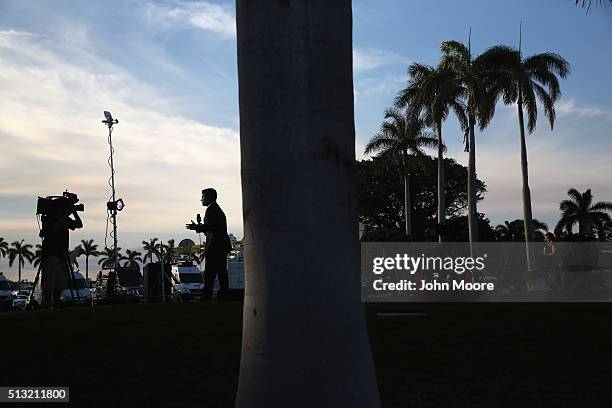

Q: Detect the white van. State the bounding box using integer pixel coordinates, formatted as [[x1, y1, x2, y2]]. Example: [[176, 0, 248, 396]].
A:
[[227, 259, 245, 290], [62, 271, 92, 304], [171, 262, 204, 301], [0, 273, 13, 311], [227, 251, 245, 290]]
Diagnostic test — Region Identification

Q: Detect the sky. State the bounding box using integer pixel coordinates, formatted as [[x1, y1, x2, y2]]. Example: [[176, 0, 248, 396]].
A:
[[1, 0, 611, 280]]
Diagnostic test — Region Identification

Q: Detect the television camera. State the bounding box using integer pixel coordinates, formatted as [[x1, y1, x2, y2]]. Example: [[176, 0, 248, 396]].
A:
[[36, 191, 84, 215]]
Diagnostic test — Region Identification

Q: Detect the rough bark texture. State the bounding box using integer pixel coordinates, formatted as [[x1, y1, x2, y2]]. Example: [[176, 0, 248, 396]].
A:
[[235, 1, 381, 407]]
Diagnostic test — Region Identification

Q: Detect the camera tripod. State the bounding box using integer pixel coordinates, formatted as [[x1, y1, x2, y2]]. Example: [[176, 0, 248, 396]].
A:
[[27, 252, 83, 309]]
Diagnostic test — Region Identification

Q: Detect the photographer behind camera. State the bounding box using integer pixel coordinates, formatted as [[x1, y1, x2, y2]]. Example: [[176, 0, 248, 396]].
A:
[[38, 192, 83, 308]]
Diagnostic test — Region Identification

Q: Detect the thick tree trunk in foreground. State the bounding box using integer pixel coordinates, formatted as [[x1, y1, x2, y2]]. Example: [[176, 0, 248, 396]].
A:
[[235, 1, 381, 407]]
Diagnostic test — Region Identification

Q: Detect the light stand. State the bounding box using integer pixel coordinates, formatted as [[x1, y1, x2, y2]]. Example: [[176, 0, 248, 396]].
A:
[[197, 213, 203, 269], [102, 111, 120, 289], [160, 241, 166, 304], [198, 233, 203, 269]]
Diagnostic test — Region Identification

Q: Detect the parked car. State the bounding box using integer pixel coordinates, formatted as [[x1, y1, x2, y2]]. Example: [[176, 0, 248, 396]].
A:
[[171, 262, 204, 301], [12, 292, 29, 310], [227, 251, 245, 290], [0, 273, 13, 311], [29, 271, 92, 306], [61, 271, 92, 304], [227, 258, 245, 290]]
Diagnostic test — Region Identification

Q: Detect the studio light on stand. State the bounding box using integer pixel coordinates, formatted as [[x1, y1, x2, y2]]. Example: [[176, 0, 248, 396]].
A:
[[107, 199, 125, 212], [102, 111, 122, 290]]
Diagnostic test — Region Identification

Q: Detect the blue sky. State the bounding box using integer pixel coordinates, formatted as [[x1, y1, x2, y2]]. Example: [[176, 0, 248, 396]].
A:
[[1, 0, 611, 280]]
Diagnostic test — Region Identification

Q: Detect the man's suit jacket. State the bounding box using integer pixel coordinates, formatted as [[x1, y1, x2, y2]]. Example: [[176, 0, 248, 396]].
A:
[[197, 202, 231, 258]]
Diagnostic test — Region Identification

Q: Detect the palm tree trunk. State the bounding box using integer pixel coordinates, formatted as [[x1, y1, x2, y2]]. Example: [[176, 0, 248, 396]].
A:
[[235, 1, 380, 407], [403, 153, 412, 238], [467, 112, 479, 246], [437, 120, 445, 242], [579, 218, 587, 236], [517, 94, 534, 272], [85, 256, 89, 282], [405, 173, 412, 238], [18, 261, 22, 289]]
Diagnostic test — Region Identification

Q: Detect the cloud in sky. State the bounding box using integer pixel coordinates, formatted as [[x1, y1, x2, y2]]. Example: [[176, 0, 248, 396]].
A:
[[144, 1, 236, 39], [353, 48, 408, 72], [557, 98, 612, 120], [0, 29, 36, 37], [352, 48, 409, 115], [355, 75, 407, 97], [0, 25, 241, 280]]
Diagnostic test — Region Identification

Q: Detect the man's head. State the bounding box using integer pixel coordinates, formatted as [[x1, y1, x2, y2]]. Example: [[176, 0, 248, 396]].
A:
[[201, 188, 217, 206]]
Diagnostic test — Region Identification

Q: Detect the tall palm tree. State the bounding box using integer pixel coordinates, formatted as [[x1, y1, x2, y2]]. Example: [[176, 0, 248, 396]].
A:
[[0, 237, 8, 259], [495, 219, 549, 241], [495, 220, 514, 242], [7, 240, 34, 288], [142, 238, 160, 264], [437, 38, 498, 245], [78, 239, 99, 281], [235, 1, 380, 406], [157, 239, 176, 264], [479, 44, 569, 268], [395, 63, 467, 241], [121, 249, 143, 268], [556, 188, 612, 237], [365, 107, 440, 237], [97, 247, 123, 269]]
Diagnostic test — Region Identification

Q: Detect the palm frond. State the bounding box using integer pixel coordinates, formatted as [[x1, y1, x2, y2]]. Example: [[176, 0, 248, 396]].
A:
[[521, 81, 538, 133], [531, 82, 556, 130], [590, 201, 612, 212], [567, 188, 582, 203], [560, 199, 578, 212], [576, 0, 612, 12], [416, 135, 443, 151], [364, 132, 396, 156], [583, 188, 593, 208], [523, 53, 570, 79], [440, 40, 470, 63]]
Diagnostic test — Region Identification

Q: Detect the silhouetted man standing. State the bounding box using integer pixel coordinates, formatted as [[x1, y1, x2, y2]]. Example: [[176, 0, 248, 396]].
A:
[[186, 188, 231, 300]]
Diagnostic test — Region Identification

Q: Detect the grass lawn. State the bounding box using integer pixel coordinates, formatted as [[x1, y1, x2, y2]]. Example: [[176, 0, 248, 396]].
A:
[[1, 301, 611, 407]]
